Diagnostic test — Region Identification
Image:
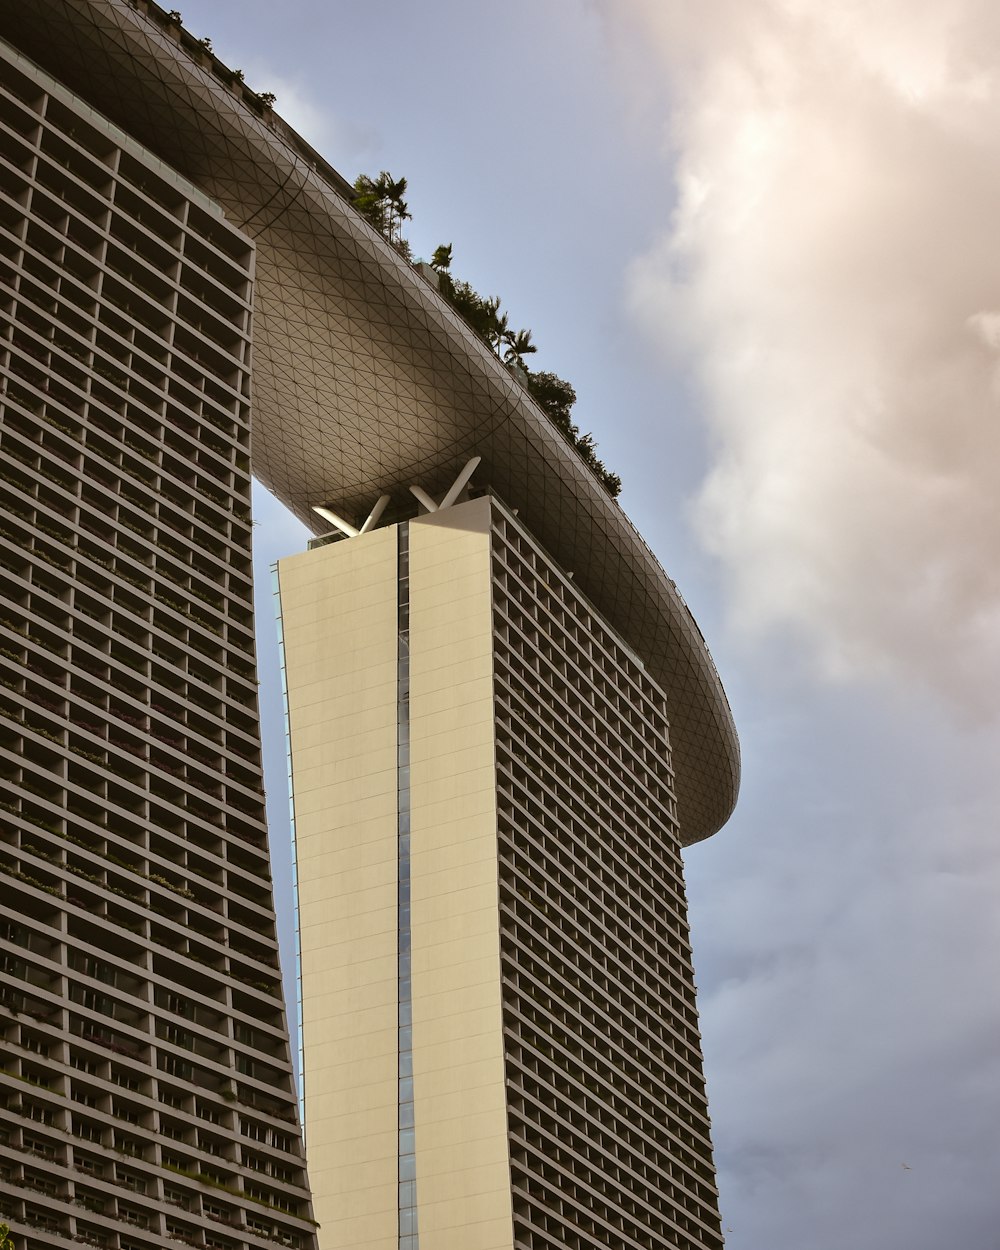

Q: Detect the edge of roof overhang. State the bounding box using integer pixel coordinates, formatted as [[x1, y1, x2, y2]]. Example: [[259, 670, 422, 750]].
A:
[[6, 0, 740, 843]]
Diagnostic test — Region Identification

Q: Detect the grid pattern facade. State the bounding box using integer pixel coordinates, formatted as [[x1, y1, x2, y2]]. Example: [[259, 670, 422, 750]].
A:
[[0, 46, 315, 1250], [6, 0, 738, 848], [491, 509, 724, 1250]]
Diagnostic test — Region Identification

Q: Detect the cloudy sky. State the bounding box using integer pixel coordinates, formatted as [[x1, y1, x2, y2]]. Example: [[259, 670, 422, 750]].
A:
[[176, 2, 1000, 1245]]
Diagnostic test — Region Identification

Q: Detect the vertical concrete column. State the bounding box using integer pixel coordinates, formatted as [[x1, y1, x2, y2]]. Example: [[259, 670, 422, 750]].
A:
[[278, 529, 400, 1250], [408, 498, 514, 1250]]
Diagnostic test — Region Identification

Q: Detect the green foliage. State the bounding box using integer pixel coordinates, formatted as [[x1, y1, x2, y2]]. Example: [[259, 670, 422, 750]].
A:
[[526, 371, 577, 436], [430, 243, 453, 271], [352, 171, 412, 259], [350, 172, 622, 498]]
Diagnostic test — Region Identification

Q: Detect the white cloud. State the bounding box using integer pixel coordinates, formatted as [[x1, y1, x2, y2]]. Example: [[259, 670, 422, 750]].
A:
[[616, 0, 1000, 712]]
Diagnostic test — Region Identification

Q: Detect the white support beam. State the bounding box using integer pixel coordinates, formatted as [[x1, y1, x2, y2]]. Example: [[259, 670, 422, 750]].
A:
[[408, 456, 482, 515], [358, 494, 391, 535], [408, 485, 439, 514], [312, 505, 359, 538], [312, 493, 393, 539], [439, 456, 482, 510]]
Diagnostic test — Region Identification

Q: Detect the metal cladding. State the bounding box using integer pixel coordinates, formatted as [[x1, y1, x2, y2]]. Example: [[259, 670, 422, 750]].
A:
[[7, 0, 740, 843]]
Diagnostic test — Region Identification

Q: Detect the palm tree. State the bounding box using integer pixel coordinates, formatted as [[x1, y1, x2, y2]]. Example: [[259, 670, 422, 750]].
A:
[[487, 306, 510, 357], [503, 327, 537, 371], [431, 243, 453, 272], [381, 173, 410, 247], [352, 171, 411, 255]]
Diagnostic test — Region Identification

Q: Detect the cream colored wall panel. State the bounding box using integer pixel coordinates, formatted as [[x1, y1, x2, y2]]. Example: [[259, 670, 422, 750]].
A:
[[299, 973, 397, 1020], [422, 1182, 513, 1218], [293, 754, 397, 795], [411, 742, 497, 790], [416, 1054, 511, 1101], [297, 855, 396, 900], [298, 908, 396, 951], [295, 833, 396, 873], [408, 645, 494, 692], [412, 1135, 507, 1180], [410, 848, 500, 892], [408, 681, 495, 723], [291, 785, 397, 825], [295, 820, 394, 855], [316, 1211, 396, 1250], [422, 1216, 513, 1250], [411, 836, 497, 880], [285, 722, 396, 769], [278, 525, 399, 1250], [298, 931, 396, 975], [407, 792, 498, 837], [408, 1000, 502, 1046], [410, 1081, 507, 1130], [409, 715, 496, 759], [308, 1072, 397, 1121], [286, 667, 397, 716], [306, 1129, 397, 1171], [409, 499, 514, 1250], [408, 898, 500, 944], [282, 608, 396, 648], [411, 926, 500, 977]]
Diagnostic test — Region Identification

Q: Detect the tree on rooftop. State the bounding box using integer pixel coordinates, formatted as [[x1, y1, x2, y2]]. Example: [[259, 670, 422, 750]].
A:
[[353, 171, 411, 259], [503, 327, 537, 373], [431, 243, 453, 272], [526, 370, 577, 437]]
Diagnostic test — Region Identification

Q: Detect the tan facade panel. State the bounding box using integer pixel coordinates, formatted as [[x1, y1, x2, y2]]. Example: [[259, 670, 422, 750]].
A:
[[409, 502, 514, 1250], [279, 529, 400, 1250]]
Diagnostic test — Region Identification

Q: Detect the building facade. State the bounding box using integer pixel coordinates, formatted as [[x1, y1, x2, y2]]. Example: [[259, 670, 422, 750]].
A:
[[2, 4, 741, 1250], [277, 495, 725, 1250], [0, 34, 315, 1250]]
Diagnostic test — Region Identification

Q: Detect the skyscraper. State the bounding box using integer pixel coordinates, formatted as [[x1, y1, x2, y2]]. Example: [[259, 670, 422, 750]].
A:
[[276, 490, 735, 1250], [1, 4, 740, 1250], [0, 30, 315, 1250]]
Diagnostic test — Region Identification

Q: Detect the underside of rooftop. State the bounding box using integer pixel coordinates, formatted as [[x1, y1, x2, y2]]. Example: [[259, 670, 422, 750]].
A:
[[4, 0, 740, 843]]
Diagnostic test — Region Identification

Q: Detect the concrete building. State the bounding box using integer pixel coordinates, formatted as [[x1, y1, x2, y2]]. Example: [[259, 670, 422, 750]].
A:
[[1, 4, 740, 1250], [276, 491, 733, 1250]]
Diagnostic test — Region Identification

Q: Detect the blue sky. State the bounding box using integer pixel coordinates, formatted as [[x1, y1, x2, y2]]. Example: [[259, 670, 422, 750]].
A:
[[176, 3, 1000, 1245]]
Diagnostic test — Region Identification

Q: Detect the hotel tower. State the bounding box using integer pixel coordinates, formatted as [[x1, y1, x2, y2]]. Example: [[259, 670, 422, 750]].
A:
[[0, 6, 740, 1250]]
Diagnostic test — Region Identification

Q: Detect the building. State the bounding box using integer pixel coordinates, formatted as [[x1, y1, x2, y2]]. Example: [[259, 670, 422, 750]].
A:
[[1, 5, 741, 1250], [0, 30, 316, 1250], [275, 489, 733, 1250]]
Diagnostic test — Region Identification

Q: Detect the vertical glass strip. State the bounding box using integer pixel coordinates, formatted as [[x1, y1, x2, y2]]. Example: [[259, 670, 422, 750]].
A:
[[273, 564, 306, 1132], [397, 523, 419, 1250]]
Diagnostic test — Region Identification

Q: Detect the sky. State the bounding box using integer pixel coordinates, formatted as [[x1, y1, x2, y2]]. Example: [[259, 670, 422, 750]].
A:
[[175, 2, 1000, 1245]]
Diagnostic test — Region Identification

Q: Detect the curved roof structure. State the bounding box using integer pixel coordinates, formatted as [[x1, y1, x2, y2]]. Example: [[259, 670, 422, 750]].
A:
[[8, 0, 740, 843]]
